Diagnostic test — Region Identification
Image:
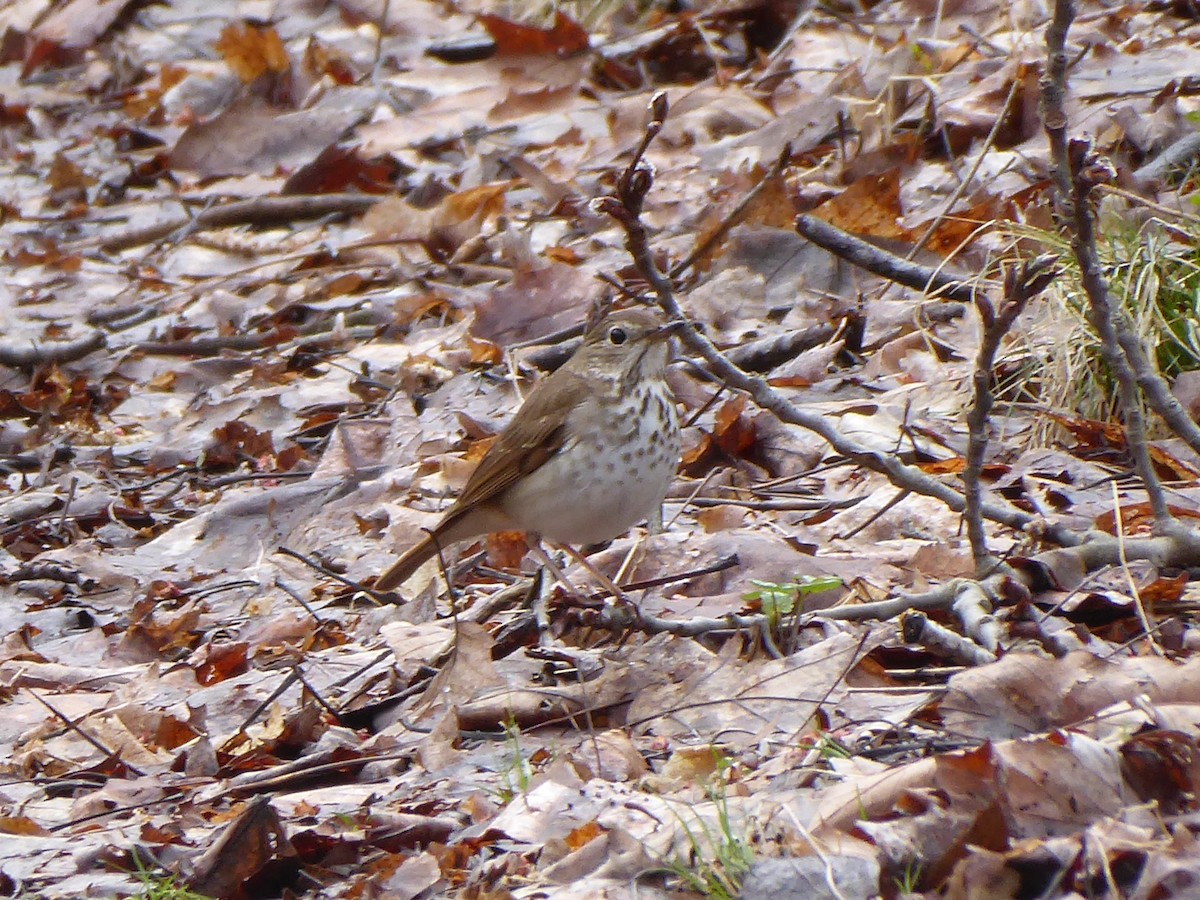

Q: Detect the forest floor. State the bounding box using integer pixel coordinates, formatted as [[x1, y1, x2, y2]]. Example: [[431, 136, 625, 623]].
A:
[[3, 0, 1200, 896]]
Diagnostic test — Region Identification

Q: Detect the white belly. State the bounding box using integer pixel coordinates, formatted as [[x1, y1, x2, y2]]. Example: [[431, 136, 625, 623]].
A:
[[499, 386, 679, 544]]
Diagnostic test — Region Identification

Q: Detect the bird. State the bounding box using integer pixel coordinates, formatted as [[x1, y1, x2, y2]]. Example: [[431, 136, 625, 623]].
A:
[[375, 306, 681, 592]]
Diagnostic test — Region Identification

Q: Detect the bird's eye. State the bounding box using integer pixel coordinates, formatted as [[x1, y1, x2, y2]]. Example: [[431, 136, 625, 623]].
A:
[[608, 327, 628, 345]]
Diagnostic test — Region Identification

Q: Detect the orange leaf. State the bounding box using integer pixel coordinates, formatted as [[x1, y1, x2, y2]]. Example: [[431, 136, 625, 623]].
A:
[[466, 335, 501, 365], [918, 457, 966, 474], [565, 821, 604, 850], [713, 395, 755, 456], [216, 23, 291, 83], [442, 182, 514, 225], [545, 246, 582, 265], [486, 530, 528, 571], [0, 816, 48, 836], [477, 11, 589, 58], [680, 432, 714, 470], [811, 168, 912, 240], [1093, 502, 1200, 535], [1141, 572, 1189, 603]]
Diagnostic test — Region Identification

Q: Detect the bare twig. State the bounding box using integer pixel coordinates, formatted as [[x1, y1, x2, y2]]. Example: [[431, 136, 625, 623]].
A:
[[688, 496, 857, 513], [1132, 131, 1200, 187], [1110, 315, 1200, 459], [579, 603, 770, 637], [221, 669, 302, 755], [0, 330, 106, 370], [27, 688, 146, 777], [1072, 140, 1170, 525], [838, 489, 910, 540], [293, 666, 349, 727], [54, 475, 78, 540], [794, 214, 982, 304], [725, 321, 840, 372], [82, 194, 380, 252], [1039, 0, 1075, 206], [964, 256, 1058, 572], [1042, 3, 1172, 528], [615, 552, 740, 593], [901, 611, 997, 665], [617, 90, 668, 218], [950, 581, 1000, 651], [221, 750, 412, 796], [276, 545, 391, 605], [4, 562, 95, 589], [274, 577, 329, 625]]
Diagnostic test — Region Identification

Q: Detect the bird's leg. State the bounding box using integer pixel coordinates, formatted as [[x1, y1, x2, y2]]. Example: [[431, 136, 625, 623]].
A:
[[553, 541, 638, 615], [526, 536, 640, 627], [525, 540, 585, 598], [646, 501, 664, 533]]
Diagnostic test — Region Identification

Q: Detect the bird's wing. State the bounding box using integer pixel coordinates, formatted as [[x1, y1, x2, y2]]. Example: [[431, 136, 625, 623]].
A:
[[445, 366, 587, 514]]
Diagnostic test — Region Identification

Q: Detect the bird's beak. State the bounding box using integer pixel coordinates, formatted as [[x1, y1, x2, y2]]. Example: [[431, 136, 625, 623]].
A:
[[653, 319, 687, 341]]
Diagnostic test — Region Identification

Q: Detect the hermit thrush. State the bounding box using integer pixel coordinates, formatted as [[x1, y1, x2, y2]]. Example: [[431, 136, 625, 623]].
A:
[[375, 307, 681, 592]]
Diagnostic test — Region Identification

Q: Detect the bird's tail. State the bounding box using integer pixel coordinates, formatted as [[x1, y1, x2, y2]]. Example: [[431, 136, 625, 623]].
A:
[[374, 533, 440, 593]]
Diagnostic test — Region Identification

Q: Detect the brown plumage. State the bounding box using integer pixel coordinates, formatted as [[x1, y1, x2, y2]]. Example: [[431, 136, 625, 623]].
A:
[[375, 308, 680, 591]]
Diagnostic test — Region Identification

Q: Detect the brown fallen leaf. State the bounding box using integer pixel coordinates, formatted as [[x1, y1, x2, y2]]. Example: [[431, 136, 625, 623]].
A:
[[215, 22, 291, 83], [188, 797, 297, 897], [477, 11, 589, 58], [810, 168, 913, 241]]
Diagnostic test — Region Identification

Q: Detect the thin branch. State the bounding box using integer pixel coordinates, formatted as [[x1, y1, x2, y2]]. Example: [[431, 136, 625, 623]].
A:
[[27, 688, 146, 777], [0, 330, 106, 370], [220, 669, 302, 755], [1132, 131, 1200, 187], [901, 611, 996, 665], [1107, 310, 1200, 459], [1042, 0, 1173, 527], [273, 576, 329, 625], [1040, 0, 1075, 206], [669, 142, 792, 281], [293, 665, 349, 727], [794, 214, 982, 304], [964, 256, 1058, 572], [276, 545, 391, 605], [725, 321, 840, 373], [1071, 141, 1170, 525], [82, 194, 380, 252]]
